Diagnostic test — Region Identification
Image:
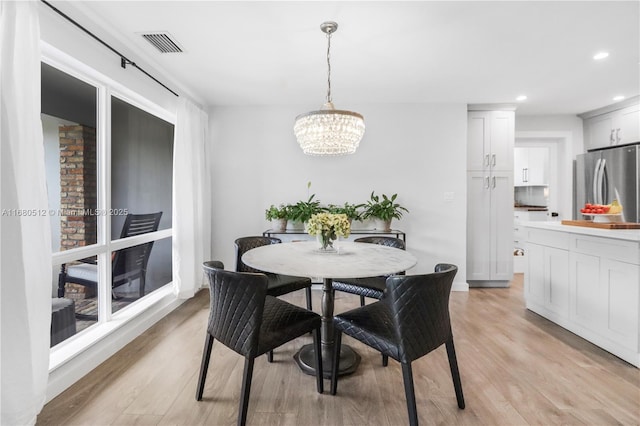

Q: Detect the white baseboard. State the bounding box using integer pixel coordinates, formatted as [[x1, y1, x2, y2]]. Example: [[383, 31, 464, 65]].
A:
[[451, 280, 469, 292], [467, 280, 510, 288]]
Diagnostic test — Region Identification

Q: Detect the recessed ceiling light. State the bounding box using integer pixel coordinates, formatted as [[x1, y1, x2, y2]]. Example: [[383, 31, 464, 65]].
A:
[[516, 95, 527, 101], [613, 95, 625, 101], [593, 52, 609, 60]]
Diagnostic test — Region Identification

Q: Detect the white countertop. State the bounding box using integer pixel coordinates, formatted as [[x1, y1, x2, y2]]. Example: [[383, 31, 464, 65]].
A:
[[242, 241, 418, 279], [523, 221, 640, 242]]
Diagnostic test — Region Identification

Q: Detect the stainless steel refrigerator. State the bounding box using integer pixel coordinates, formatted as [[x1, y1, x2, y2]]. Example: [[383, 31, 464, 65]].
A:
[[575, 142, 639, 223]]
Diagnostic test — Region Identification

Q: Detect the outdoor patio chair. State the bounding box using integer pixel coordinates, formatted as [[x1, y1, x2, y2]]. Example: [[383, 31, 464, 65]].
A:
[[58, 212, 162, 317]]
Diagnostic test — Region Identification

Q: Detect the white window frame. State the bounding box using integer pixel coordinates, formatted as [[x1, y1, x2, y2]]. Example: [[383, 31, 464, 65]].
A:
[[42, 42, 175, 370]]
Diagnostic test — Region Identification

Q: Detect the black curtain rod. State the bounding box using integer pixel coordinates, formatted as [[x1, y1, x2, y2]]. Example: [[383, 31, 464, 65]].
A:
[[41, 0, 179, 97]]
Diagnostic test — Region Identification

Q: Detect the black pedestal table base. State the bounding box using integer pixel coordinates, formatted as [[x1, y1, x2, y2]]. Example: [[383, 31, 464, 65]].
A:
[[294, 278, 361, 377], [294, 343, 361, 378]]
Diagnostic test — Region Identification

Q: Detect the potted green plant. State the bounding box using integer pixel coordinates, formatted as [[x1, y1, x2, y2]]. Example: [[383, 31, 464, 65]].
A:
[[265, 204, 288, 232], [362, 192, 409, 232], [287, 194, 325, 230], [327, 202, 364, 225]]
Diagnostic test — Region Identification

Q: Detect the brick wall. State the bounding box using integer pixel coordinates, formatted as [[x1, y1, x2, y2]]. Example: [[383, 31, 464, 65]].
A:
[[59, 125, 97, 250]]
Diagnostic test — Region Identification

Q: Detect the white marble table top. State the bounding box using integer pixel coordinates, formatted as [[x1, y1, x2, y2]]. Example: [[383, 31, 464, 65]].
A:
[[242, 241, 417, 279]]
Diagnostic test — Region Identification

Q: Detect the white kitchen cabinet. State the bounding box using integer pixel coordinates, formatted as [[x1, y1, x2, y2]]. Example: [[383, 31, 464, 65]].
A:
[[468, 111, 514, 172], [525, 228, 570, 318], [600, 258, 639, 351], [571, 251, 603, 330], [617, 104, 640, 144], [569, 236, 639, 354], [525, 241, 545, 305], [468, 172, 513, 283], [514, 209, 549, 273], [544, 246, 570, 318], [513, 147, 527, 185], [514, 210, 548, 248], [514, 147, 548, 186], [514, 210, 548, 222], [524, 223, 640, 367], [581, 98, 640, 151], [467, 108, 514, 287]]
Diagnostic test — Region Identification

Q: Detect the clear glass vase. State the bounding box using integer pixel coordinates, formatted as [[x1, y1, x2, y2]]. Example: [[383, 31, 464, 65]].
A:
[[316, 233, 335, 252]]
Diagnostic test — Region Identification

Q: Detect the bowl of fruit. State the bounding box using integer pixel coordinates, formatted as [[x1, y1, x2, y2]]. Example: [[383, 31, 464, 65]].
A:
[[580, 200, 623, 223]]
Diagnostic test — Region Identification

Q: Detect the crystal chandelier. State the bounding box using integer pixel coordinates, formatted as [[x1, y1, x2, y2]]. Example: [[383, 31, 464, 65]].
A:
[[294, 21, 365, 156]]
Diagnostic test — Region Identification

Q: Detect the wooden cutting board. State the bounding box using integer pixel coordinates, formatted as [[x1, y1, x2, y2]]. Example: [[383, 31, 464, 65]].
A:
[[561, 220, 640, 229]]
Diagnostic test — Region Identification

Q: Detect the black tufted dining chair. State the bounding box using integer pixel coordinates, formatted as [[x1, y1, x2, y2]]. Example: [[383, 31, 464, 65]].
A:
[[332, 236, 406, 306], [235, 236, 314, 363], [196, 261, 323, 426], [332, 236, 406, 366], [235, 237, 313, 310], [330, 264, 465, 426]]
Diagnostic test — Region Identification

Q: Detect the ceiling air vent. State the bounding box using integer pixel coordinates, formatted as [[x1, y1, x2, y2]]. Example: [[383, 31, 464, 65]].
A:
[[140, 32, 183, 53]]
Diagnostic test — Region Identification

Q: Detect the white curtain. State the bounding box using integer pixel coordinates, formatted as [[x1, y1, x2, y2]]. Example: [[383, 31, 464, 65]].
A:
[[172, 97, 211, 298], [1, 1, 52, 424]]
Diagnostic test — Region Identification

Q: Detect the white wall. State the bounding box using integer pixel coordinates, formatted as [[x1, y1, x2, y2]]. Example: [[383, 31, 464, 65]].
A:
[[515, 114, 584, 155], [209, 103, 469, 290]]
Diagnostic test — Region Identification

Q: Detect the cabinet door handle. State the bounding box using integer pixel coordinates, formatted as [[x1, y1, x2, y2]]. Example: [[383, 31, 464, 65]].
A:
[[616, 128, 621, 143], [492, 154, 496, 167], [492, 176, 496, 188], [485, 177, 490, 189], [610, 129, 615, 145], [484, 154, 490, 168]]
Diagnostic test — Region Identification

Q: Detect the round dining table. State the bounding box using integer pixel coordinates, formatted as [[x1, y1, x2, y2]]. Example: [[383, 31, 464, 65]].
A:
[[242, 240, 417, 378]]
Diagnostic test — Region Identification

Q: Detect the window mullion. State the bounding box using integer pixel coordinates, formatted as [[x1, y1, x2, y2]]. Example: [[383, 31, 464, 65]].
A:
[[97, 85, 112, 322]]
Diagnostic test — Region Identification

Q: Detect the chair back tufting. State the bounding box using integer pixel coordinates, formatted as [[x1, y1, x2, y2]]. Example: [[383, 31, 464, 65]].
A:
[[202, 262, 268, 358], [234, 236, 281, 274], [384, 264, 457, 363]]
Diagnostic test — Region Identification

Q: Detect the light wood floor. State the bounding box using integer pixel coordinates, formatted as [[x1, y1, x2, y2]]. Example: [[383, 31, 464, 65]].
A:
[[38, 274, 640, 425]]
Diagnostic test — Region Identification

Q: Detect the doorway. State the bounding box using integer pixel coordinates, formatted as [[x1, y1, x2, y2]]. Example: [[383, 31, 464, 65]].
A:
[[514, 131, 572, 219], [513, 131, 572, 273], [514, 142, 555, 211]]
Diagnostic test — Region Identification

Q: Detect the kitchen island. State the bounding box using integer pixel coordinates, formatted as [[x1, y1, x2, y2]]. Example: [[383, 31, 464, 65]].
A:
[[523, 221, 640, 367]]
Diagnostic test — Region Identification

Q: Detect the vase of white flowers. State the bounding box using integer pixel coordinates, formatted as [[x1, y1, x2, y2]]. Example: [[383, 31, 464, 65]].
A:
[[306, 212, 351, 251]]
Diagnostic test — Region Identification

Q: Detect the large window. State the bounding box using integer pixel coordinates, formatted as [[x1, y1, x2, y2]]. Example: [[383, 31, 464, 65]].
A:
[[43, 61, 174, 347]]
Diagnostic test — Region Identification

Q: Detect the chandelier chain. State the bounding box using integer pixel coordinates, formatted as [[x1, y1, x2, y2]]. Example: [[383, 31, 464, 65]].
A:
[[326, 32, 332, 104]]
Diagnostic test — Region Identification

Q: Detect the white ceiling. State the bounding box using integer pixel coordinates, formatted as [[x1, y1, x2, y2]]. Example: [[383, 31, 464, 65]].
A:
[[53, 1, 639, 115]]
